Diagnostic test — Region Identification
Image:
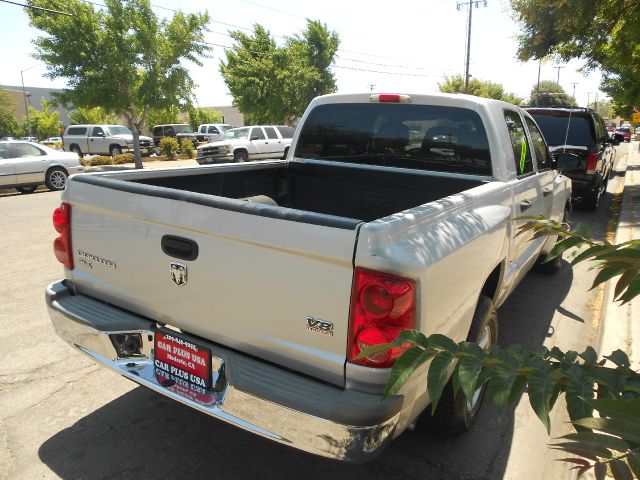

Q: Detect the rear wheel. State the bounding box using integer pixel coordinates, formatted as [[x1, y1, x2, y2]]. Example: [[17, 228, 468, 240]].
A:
[[45, 168, 68, 191], [70, 145, 82, 157], [110, 145, 122, 157], [581, 182, 603, 211], [234, 150, 248, 162], [16, 185, 37, 194], [425, 295, 498, 435]]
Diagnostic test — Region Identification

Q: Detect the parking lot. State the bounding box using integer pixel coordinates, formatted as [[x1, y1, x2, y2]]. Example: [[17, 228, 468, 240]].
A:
[[0, 143, 632, 479]]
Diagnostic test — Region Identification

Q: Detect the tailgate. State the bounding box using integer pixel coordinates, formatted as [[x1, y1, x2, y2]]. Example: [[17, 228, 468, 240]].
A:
[[65, 178, 359, 387]]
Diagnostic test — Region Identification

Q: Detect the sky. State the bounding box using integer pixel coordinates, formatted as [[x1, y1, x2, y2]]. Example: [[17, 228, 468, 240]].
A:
[[0, 0, 607, 109]]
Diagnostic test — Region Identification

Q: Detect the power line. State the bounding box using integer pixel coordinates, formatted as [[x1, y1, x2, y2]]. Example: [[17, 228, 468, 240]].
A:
[[1, 0, 71, 15]]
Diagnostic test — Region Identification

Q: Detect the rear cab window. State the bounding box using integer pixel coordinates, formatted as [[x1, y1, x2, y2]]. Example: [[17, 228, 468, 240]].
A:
[[528, 111, 595, 147], [295, 103, 491, 175], [67, 127, 88, 136]]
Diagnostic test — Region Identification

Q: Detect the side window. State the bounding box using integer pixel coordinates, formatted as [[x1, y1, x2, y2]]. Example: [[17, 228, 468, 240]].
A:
[[524, 117, 550, 170], [0, 143, 9, 159], [276, 126, 295, 138], [208, 126, 219, 134], [199, 126, 206, 133], [13, 143, 44, 157], [67, 127, 87, 136], [166, 127, 175, 136], [504, 110, 533, 176], [263, 127, 278, 139], [153, 127, 162, 136], [252, 128, 266, 140], [91, 127, 104, 137], [594, 116, 606, 143]]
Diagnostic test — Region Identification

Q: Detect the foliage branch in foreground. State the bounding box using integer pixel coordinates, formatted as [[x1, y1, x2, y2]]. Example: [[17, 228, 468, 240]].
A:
[[359, 218, 640, 479]]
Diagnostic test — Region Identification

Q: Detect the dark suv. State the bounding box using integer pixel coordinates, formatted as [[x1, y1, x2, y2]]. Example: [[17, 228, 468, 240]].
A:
[[525, 107, 617, 210], [152, 124, 198, 152]]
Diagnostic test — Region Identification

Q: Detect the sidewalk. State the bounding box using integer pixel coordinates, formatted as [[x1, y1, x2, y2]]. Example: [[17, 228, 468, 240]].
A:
[[598, 144, 640, 370], [85, 158, 199, 172]]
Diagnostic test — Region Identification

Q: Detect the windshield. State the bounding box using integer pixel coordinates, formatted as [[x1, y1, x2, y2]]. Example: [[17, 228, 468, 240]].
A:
[[174, 125, 193, 134], [295, 103, 492, 175], [223, 127, 250, 140], [106, 126, 132, 136], [529, 113, 594, 147]]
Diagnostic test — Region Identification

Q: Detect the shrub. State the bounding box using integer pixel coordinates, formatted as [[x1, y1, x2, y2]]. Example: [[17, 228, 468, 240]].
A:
[[179, 138, 194, 158], [112, 152, 134, 164], [85, 155, 113, 166], [160, 137, 180, 159]]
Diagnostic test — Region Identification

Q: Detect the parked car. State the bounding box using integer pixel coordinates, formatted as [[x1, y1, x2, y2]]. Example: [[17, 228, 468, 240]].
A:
[[0, 140, 83, 193], [635, 126, 640, 135], [195, 123, 233, 144], [196, 125, 295, 164], [152, 124, 198, 151], [46, 93, 573, 461], [615, 126, 632, 142], [62, 125, 153, 157], [43, 136, 62, 145], [21, 136, 39, 142], [526, 107, 616, 210]]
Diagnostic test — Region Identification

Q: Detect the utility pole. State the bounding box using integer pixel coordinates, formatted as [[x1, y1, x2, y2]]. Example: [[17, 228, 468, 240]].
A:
[[457, 0, 487, 94], [570, 82, 579, 103], [587, 92, 594, 109], [554, 65, 565, 84], [535, 59, 542, 104]]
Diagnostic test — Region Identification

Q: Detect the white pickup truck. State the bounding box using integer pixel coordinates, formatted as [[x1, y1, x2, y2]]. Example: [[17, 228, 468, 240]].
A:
[[46, 93, 574, 462]]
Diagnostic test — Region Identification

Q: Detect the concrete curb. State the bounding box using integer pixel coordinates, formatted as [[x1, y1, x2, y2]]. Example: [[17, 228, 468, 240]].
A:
[[597, 144, 640, 370], [85, 159, 199, 172]]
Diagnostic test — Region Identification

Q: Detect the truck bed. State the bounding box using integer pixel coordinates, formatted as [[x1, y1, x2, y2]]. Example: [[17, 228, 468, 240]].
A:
[[127, 161, 485, 223]]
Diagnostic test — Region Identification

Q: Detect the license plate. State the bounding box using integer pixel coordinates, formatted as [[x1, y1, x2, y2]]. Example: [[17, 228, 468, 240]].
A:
[[154, 330, 211, 388]]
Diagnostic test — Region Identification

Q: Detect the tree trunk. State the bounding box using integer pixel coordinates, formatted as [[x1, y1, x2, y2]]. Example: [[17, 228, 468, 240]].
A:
[[124, 113, 143, 169]]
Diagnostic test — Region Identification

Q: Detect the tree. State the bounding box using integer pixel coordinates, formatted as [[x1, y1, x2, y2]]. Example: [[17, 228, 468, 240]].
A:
[[0, 89, 19, 137], [530, 80, 576, 107], [68, 106, 118, 125], [27, 0, 210, 168], [509, 1, 640, 116], [147, 106, 182, 129], [187, 106, 223, 130], [28, 97, 61, 139], [439, 75, 523, 105], [362, 219, 640, 479], [588, 99, 614, 120], [220, 20, 339, 124]]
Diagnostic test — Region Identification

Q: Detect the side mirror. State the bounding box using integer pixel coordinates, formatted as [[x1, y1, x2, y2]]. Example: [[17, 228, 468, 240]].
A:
[[554, 152, 580, 171], [610, 133, 623, 145], [97, 132, 106, 138]]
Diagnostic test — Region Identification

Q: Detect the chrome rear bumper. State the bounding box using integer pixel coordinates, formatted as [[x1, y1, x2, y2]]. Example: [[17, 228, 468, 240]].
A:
[[46, 281, 401, 463]]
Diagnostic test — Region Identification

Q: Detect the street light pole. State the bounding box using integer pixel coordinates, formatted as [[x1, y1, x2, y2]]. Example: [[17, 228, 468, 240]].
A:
[[19, 70, 32, 138], [457, 0, 487, 94]]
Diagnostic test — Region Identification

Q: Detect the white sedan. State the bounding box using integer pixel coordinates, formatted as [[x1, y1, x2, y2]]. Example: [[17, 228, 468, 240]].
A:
[[0, 141, 84, 194]]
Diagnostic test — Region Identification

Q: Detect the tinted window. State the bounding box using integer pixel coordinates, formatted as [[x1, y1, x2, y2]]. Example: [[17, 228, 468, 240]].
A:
[[0, 143, 9, 159], [173, 125, 193, 134], [67, 127, 87, 136], [276, 126, 295, 138], [200, 126, 206, 133], [528, 112, 595, 147], [525, 117, 550, 170], [153, 127, 162, 136], [91, 127, 104, 137], [165, 126, 175, 136], [504, 110, 533, 176], [251, 128, 265, 140], [264, 127, 278, 139], [295, 103, 491, 175], [207, 126, 219, 134]]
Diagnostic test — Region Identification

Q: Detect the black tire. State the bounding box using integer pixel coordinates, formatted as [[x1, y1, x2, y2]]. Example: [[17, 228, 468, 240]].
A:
[[234, 150, 248, 162], [426, 295, 498, 435], [70, 145, 83, 157], [16, 185, 37, 194], [282, 147, 289, 160], [110, 145, 122, 157], [581, 185, 601, 211], [45, 168, 68, 191], [534, 207, 569, 274]]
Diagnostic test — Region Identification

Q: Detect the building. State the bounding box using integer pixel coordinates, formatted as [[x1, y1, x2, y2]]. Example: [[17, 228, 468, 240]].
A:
[[1, 84, 70, 126]]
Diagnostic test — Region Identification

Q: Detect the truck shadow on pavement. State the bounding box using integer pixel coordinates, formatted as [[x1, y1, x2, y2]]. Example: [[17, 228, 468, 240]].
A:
[[38, 268, 573, 480]]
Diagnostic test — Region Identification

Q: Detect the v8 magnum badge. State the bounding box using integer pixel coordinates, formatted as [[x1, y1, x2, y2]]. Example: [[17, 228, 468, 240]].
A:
[[306, 316, 334, 336], [170, 262, 188, 286]]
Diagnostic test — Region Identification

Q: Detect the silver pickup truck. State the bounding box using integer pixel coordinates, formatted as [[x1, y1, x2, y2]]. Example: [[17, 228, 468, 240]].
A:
[[46, 93, 573, 462]]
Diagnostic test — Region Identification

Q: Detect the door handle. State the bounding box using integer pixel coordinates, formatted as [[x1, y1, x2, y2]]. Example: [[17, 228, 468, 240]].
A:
[[161, 235, 199, 261], [520, 199, 533, 212]]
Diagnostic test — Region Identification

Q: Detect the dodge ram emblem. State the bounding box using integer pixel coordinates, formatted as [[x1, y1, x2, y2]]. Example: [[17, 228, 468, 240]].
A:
[[170, 262, 188, 286]]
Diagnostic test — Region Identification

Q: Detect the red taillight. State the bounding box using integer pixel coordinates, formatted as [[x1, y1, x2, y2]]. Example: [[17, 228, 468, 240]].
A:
[[586, 152, 598, 174], [347, 268, 416, 368], [52, 202, 73, 269]]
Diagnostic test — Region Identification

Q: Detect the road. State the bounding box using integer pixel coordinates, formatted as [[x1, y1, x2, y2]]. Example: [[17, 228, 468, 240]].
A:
[[0, 144, 632, 480]]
